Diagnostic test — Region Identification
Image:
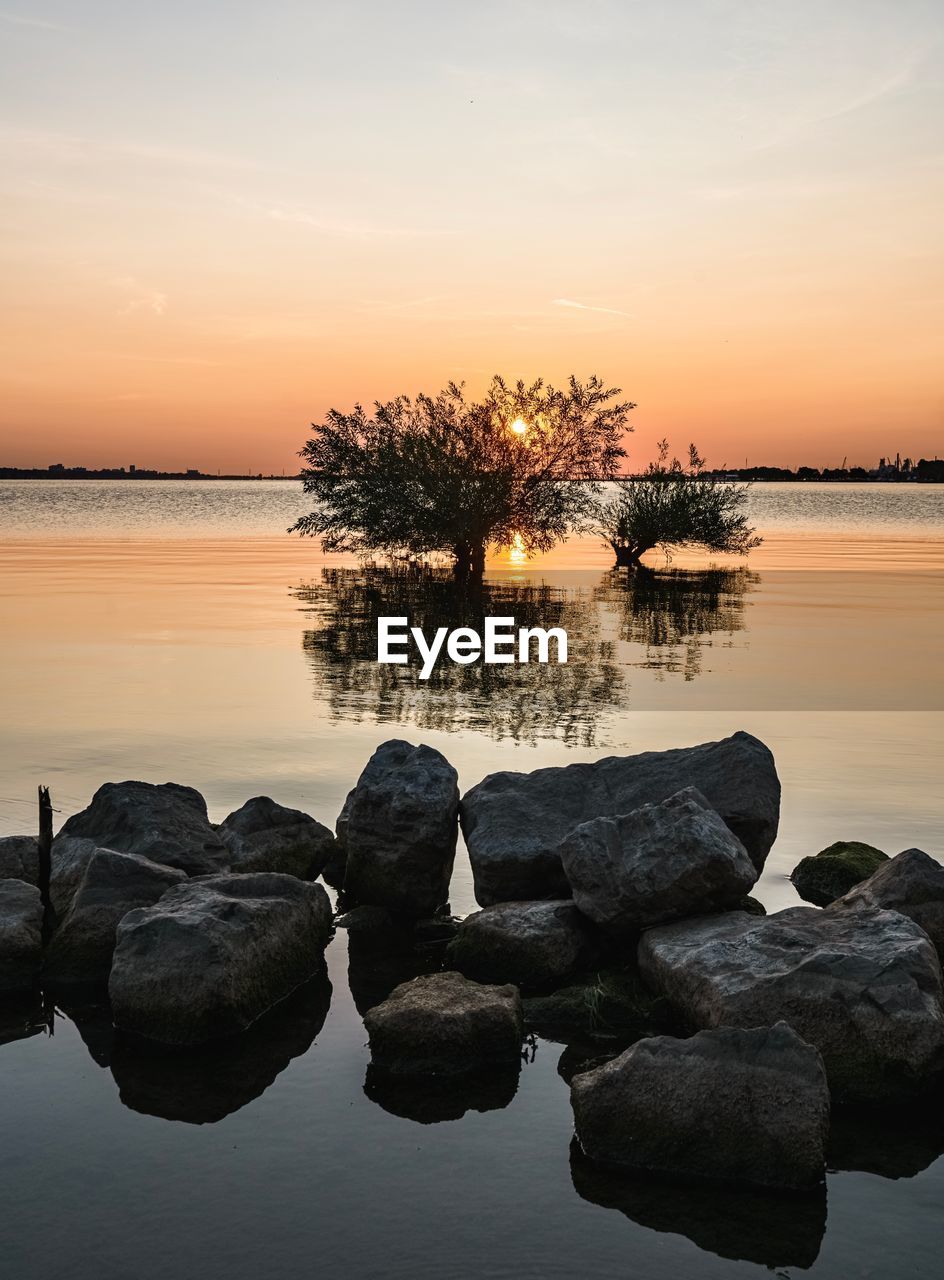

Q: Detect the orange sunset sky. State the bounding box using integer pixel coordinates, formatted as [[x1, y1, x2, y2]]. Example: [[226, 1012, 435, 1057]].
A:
[[1, 1, 942, 473]]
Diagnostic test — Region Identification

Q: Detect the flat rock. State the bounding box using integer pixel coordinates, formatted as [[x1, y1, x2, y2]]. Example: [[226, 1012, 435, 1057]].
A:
[[791, 840, 888, 906], [571, 1023, 829, 1190], [0, 879, 44, 991], [445, 900, 599, 991], [560, 787, 757, 937], [833, 848, 944, 959], [340, 740, 460, 916], [44, 848, 186, 985], [0, 837, 39, 886], [109, 872, 333, 1045], [460, 731, 780, 906], [638, 905, 944, 1101], [364, 970, 523, 1075], [58, 781, 228, 877], [219, 795, 335, 879]]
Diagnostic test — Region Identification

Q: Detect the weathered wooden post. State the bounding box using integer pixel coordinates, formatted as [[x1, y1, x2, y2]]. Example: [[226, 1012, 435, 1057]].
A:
[[38, 785, 54, 939]]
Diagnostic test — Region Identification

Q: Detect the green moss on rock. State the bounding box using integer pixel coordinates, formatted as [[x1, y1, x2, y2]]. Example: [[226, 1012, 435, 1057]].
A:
[[790, 841, 888, 907]]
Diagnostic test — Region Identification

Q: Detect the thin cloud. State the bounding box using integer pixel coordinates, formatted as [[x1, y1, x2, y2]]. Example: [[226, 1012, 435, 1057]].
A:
[[552, 297, 631, 317], [1, 11, 69, 31], [267, 205, 451, 240]]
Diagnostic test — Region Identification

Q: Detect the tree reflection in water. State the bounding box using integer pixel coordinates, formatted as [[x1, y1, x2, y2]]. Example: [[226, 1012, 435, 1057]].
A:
[[596, 565, 758, 682], [294, 564, 756, 745]]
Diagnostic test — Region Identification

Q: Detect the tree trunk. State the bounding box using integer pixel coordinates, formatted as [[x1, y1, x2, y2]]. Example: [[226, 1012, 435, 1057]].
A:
[[470, 542, 486, 576], [453, 543, 471, 576]]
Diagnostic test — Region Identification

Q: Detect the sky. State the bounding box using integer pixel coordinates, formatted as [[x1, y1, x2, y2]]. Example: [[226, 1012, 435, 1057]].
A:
[[1, 0, 942, 473]]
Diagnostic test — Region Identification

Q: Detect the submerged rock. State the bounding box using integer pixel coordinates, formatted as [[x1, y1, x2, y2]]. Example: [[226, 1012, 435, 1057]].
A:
[[571, 1023, 829, 1190], [638, 905, 944, 1101], [44, 848, 185, 985], [218, 796, 335, 880], [445, 900, 599, 991], [364, 971, 523, 1075], [560, 787, 757, 937], [524, 967, 669, 1043], [0, 837, 39, 886], [58, 781, 228, 877], [460, 731, 780, 906], [109, 872, 332, 1045], [833, 848, 944, 959], [0, 880, 43, 991], [340, 740, 460, 916], [790, 840, 888, 906]]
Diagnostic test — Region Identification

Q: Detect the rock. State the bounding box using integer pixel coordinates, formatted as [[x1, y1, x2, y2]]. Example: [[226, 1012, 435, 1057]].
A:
[[560, 788, 757, 937], [524, 967, 669, 1042], [461, 731, 780, 906], [570, 1141, 826, 1270], [790, 840, 888, 906], [341, 740, 460, 916], [571, 1023, 829, 1190], [0, 837, 38, 886], [739, 895, 767, 916], [58, 781, 228, 877], [44, 848, 186, 985], [49, 836, 100, 916], [638, 905, 944, 1101], [0, 880, 43, 991], [833, 848, 944, 959], [218, 796, 335, 880], [445, 899, 599, 991], [109, 872, 333, 1045], [364, 971, 523, 1075]]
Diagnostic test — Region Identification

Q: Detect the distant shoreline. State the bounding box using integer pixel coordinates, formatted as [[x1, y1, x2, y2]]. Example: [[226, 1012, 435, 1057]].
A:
[[2, 466, 941, 484]]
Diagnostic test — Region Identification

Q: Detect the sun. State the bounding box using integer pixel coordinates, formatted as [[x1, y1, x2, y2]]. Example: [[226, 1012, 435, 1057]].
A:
[[510, 417, 528, 436]]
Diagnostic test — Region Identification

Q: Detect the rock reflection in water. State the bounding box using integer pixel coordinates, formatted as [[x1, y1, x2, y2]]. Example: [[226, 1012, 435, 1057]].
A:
[[0, 992, 49, 1049], [61, 975, 332, 1124], [364, 1062, 521, 1124], [295, 565, 622, 746], [295, 564, 756, 744], [569, 1140, 826, 1270], [596, 565, 757, 682], [828, 1103, 944, 1180]]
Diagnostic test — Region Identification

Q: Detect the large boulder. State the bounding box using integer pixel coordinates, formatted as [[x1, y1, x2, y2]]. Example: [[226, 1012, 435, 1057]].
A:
[[833, 848, 944, 959], [50, 837, 101, 916], [560, 787, 757, 937], [445, 900, 599, 991], [638, 905, 944, 1101], [58, 781, 228, 877], [460, 731, 780, 906], [571, 1023, 829, 1190], [364, 971, 523, 1074], [790, 840, 888, 906], [218, 796, 335, 880], [0, 880, 43, 991], [109, 872, 332, 1045], [0, 837, 38, 886], [340, 740, 460, 916], [44, 848, 186, 985]]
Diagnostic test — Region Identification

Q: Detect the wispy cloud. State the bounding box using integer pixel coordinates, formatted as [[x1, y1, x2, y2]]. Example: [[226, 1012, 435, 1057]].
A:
[[552, 297, 631, 317], [1, 11, 69, 31], [114, 277, 167, 317]]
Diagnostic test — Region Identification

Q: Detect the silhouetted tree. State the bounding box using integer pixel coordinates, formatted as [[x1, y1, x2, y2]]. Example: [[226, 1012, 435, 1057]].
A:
[[598, 442, 762, 567], [292, 376, 633, 573]]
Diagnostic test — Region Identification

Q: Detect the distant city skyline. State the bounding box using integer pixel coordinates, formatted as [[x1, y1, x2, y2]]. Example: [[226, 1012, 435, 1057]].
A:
[[2, 1, 942, 471]]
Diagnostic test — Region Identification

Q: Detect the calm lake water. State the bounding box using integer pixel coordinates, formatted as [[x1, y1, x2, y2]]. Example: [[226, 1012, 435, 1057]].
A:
[[0, 480, 942, 1278]]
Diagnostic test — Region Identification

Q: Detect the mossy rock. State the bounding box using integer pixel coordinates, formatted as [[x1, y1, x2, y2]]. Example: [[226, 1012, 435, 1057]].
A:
[[790, 841, 888, 906], [523, 967, 670, 1042]]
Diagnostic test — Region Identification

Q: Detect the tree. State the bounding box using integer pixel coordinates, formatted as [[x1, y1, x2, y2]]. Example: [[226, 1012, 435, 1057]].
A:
[[291, 376, 633, 573], [598, 441, 762, 567]]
